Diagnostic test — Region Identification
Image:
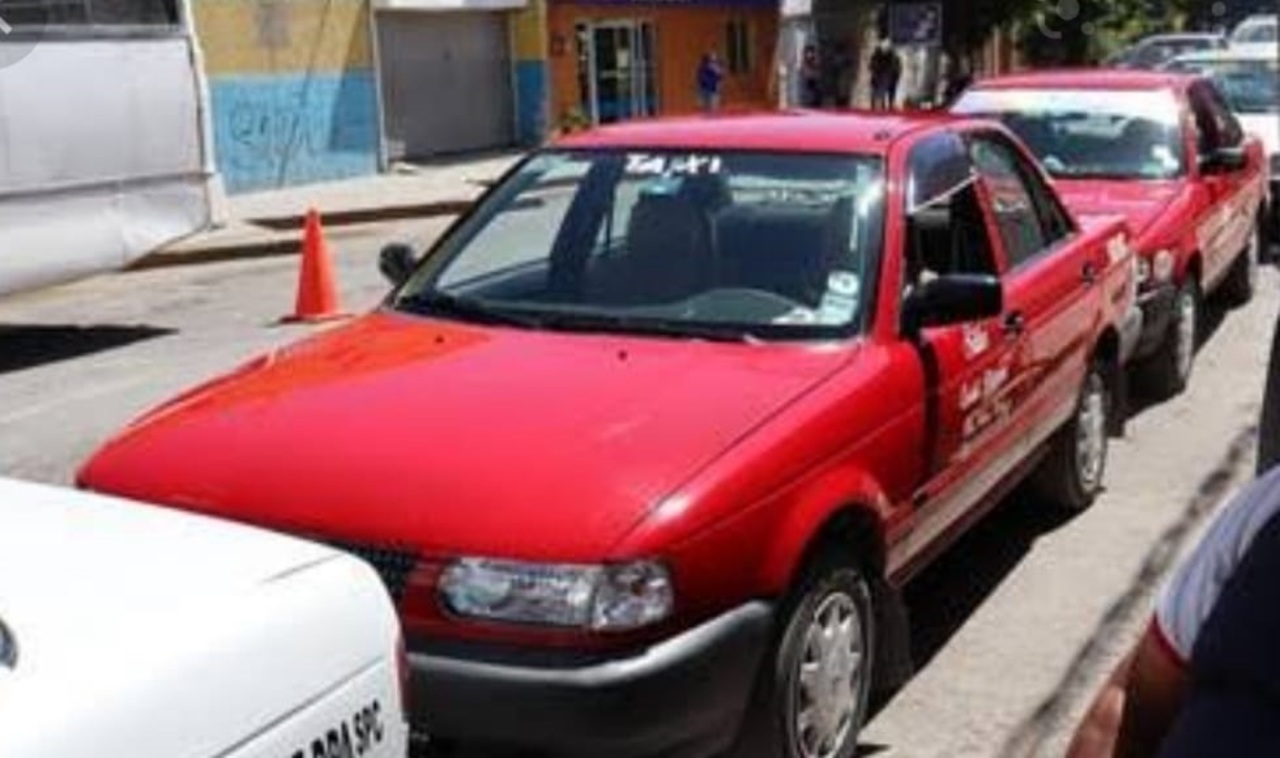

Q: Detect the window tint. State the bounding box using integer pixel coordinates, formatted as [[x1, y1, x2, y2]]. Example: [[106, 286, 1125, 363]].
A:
[[1189, 81, 1245, 152], [906, 131, 974, 211], [968, 135, 1054, 269]]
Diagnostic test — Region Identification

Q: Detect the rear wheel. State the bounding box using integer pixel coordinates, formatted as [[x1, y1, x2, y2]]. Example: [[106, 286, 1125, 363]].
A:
[[1220, 222, 1260, 307], [1137, 278, 1198, 399], [1031, 360, 1110, 513], [734, 549, 875, 758]]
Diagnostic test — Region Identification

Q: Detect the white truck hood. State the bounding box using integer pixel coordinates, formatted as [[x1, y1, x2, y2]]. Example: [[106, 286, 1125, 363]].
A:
[[0, 478, 404, 758]]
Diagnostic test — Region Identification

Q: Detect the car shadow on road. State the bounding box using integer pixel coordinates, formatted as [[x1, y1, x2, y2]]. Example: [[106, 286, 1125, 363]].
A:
[[857, 492, 1077, 755], [0, 324, 173, 374], [900, 491, 1078, 671], [1125, 298, 1232, 422]]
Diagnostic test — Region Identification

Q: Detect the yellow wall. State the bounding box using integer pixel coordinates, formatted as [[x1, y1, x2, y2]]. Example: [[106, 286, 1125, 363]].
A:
[[194, 0, 372, 76]]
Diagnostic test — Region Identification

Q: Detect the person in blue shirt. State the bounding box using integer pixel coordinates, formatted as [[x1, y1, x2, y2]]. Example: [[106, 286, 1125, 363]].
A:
[[697, 52, 725, 112]]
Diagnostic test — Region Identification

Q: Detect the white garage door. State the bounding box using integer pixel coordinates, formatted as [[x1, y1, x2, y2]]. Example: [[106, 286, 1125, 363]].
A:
[[377, 11, 515, 160]]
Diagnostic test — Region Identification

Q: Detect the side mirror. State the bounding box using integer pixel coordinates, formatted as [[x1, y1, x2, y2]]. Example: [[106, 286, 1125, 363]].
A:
[[379, 243, 418, 287], [903, 274, 1004, 336], [1201, 145, 1248, 175]]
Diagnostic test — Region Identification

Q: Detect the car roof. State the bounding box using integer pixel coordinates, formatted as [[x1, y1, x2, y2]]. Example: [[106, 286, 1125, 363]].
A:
[[970, 69, 1196, 92], [553, 110, 970, 155], [1172, 45, 1280, 63], [1144, 32, 1223, 42]]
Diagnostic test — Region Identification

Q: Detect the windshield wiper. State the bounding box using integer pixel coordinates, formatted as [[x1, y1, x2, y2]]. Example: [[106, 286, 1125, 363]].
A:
[[538, 312, 761, 343], [396, 291, 545, 329]]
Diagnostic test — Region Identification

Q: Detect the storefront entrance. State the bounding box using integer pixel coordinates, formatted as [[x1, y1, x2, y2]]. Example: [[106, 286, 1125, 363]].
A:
[[576, 20, 658, 124]]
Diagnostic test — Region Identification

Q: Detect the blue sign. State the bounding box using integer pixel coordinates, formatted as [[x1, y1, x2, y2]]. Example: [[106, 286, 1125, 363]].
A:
[[891, 3, 943, 46]]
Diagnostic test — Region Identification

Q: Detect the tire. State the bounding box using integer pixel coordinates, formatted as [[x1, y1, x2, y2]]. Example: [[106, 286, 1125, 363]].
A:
[[733, 549, 875, 758], [1219, 222, 1260, 307], [1137, 278, 1198, 399], [1031, 360, 1110, 513]]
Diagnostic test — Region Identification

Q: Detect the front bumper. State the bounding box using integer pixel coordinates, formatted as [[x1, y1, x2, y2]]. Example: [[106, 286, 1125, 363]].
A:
[[408, 601, 774, 758], [1132, 281, 1177, 361]]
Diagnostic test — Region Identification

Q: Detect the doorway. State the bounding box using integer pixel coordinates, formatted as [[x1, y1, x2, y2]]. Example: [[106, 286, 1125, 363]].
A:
[[576, 20, 658, 124]]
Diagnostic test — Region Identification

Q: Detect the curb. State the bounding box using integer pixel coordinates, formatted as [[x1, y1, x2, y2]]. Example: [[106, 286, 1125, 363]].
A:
[[129, 199, 476, 272], [246, 197, 478, 231]]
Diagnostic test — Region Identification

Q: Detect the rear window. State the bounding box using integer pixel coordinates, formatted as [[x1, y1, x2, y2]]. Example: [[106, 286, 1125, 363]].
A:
[[953, 88, 1186, 180]]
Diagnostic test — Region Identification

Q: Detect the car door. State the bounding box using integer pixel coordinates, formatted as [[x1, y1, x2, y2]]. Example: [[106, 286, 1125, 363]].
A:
[[1187, 79, 1255, 285], [966, 129, 1097, 454], [897, 131, 1024, 558]]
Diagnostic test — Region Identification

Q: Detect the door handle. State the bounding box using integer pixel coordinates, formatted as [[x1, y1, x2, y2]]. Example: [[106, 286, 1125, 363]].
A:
[[1003, 310, 1025, 337], [1081, 262, 1099, 285]]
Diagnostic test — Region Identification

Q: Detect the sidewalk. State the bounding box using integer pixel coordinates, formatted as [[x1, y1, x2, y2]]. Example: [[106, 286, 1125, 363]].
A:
[[138, 152, 522, 269]]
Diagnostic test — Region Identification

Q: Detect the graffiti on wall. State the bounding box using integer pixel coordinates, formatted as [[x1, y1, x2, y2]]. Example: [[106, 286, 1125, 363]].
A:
[[210, 70, 379, 193]]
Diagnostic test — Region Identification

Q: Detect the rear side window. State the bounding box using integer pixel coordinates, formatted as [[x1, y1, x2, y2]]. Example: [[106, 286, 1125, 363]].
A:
[[968, 134, 1070, 269]]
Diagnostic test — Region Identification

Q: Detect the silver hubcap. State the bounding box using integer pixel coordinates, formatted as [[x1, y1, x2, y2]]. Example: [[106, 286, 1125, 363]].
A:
[[1174, 287, 1196, 381], [1076, 374, 1107, 491], [794, 593, 865, 758]]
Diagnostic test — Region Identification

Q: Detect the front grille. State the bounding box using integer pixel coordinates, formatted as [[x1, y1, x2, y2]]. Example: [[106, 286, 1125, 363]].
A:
[[328, 541, 420, 601]]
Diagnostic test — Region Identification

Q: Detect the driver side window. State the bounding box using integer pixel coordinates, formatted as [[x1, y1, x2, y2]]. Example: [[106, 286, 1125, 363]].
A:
[[904, 132, 999, 291], [1189, 80, 1244, 153]]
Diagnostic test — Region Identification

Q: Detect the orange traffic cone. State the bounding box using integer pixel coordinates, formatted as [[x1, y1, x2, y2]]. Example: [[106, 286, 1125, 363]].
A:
[[283, 208, 347, 323]]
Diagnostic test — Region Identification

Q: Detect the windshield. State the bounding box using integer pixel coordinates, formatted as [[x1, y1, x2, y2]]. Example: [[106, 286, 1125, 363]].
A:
[[954, 88, 1186, 180], [1233, 20, 1277, 44], [1168, 59, 1280, 113], [393, 149, 886, 342]]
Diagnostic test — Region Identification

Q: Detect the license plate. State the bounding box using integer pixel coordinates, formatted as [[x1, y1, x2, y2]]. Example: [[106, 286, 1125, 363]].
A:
[[287, 700, 386, 758]]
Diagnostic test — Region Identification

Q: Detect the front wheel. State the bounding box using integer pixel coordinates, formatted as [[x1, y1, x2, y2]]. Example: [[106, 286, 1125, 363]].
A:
[[1137, 278, 1198, 399], [1031, 361, 1110, 513], [734, 550, 875, 758], [1219, 222, 1260, 307]]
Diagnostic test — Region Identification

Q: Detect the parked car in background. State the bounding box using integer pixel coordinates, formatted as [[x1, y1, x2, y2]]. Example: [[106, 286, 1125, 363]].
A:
[[953, 70, 1269, 399], [0, 477, 409, 758], [79, 112, 1138, 758], [1165, 47, 1280, 241], [1229, 14, 1277, 48], [1107, 33, 1227, 70]]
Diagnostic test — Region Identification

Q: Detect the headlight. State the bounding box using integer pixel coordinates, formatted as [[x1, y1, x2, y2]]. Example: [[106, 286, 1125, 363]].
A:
[[439, 558, 674, 631]]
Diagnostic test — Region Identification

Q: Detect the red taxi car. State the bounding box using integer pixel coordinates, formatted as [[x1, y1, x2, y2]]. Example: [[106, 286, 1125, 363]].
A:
[[80, 113, 1136, 758], [954, 70, 1270, 397]]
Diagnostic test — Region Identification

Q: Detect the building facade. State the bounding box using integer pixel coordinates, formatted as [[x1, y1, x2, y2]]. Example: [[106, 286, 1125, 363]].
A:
[[194, 0, 382, 193], [545, 0, 779, 132], [191, 0, 782, 193]]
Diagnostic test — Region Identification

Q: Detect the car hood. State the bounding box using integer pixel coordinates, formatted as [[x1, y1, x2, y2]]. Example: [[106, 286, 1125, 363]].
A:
[[80, 312, 851, 561], [1054, 179, 1182, 240], [0, 479, 398, 758]]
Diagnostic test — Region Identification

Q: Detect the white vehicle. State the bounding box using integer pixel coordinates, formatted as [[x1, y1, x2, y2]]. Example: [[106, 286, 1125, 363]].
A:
[[0, 477, 409, 758], [1166, 46, 1280, 237], [0, 2, 217, 297], [1229, 14, 1277, 47]]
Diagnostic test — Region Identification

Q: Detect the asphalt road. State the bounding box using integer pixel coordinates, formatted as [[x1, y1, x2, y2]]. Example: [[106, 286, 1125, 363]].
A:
[[2, 225, 1277, 757]]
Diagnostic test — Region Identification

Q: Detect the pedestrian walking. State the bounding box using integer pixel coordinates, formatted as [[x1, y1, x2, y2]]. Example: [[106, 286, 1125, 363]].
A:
[[696, 52, 725, 113], [870, 39, 902, 110]]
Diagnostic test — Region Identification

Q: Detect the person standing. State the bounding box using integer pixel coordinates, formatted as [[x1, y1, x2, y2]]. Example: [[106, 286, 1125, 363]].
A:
[[696, 52, 725, 113], [870, 39, 902, 110], [800, 44, 823, 108]]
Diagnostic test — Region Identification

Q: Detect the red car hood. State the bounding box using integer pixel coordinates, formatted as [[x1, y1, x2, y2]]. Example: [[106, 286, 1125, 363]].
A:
[[1054, 179, 1181, 239], [80, 312, 850, 560]]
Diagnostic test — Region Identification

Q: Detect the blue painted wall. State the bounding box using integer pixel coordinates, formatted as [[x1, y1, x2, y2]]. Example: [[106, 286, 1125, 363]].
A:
[[514, 60, 548, 146], [209, 70, 380, 194]]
